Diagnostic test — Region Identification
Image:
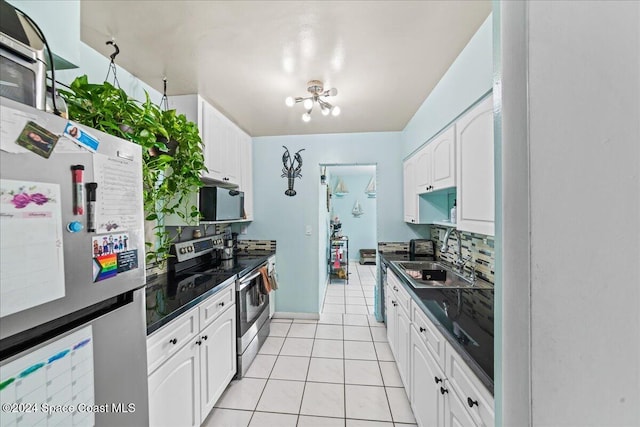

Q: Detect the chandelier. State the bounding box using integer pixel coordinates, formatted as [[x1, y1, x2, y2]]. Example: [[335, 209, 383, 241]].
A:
[[285, 80, 341, 122]]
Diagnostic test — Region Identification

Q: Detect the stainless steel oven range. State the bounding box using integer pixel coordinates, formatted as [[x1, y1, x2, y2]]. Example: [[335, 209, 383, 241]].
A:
[[167, 234, 272, 378], [236, 262, 271, 378]]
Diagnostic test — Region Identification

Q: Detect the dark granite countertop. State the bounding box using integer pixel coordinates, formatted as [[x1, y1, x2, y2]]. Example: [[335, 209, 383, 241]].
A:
[[379, 253, 494, 394], [145, 252, 275, 335]]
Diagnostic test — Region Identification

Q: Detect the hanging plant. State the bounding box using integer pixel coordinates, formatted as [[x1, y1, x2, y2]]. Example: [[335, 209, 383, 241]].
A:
[[59, 75, 206, 266]]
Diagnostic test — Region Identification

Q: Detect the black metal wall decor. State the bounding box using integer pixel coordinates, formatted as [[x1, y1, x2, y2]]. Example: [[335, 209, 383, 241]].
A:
[[281, 146, 305, 196]]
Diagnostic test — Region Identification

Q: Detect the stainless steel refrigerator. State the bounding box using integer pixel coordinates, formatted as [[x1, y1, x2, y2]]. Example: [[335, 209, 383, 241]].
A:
[[0, 97, 149, 426]]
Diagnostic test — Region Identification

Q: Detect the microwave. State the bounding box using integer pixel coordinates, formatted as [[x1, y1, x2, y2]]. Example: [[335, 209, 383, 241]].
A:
[[199, 187, 245, 221], [0, 1, 47, 110]]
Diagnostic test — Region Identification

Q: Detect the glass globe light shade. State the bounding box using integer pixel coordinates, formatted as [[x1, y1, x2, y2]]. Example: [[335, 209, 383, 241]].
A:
[[285, 96, 295, 107], [302, 112, 311, 122], [321, 106, 330, 116], [331, 106, 341, 116], [327, 88, 338, 97], [303, 98, 314, 110]]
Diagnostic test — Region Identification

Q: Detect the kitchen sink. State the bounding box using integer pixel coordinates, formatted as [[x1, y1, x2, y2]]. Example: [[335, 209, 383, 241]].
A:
[[392, 260, 475, 289]]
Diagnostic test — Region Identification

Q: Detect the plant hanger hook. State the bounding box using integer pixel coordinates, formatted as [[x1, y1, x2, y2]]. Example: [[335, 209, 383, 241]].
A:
[[106, 39, 119, 62], [104, 39, 121, 88]]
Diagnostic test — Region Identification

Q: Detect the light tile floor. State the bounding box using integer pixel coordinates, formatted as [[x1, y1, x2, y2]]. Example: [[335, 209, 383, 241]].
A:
[[203, 263, 417, 427]]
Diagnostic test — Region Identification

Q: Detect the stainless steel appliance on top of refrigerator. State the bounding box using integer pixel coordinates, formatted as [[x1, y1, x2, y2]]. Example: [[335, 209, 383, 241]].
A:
[[0, 97, 148, 426]]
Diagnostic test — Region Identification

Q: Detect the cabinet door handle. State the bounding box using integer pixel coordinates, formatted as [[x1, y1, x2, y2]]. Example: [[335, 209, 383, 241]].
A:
[[218, 301, 225, 307], [419, 326, 426, 333], [201, 335, 208, 341], [434, 376, 443, 384], [169, 338, 178, 345], [467, 397, 479, 408], [440, 386, 449, 395], [392, 301, 397, 306], [195, 340, 202, 346], [393, 286, 398, 291]]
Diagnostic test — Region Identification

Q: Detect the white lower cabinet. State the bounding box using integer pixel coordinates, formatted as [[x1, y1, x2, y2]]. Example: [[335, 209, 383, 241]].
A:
[[386, 272, 411, 393], [148, 287, 237, 426], [388, 285, 495, 427], [446, 386, 479, 427], [148, 340, 200, 427], [444, 341, 494, 427], [396, 304, 411, 393], [199, 306, 237, 420], [410, 325, 446, 427]]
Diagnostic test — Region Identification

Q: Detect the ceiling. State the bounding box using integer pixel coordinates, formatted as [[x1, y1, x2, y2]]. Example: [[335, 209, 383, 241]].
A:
[[80, 1, 490, 137]]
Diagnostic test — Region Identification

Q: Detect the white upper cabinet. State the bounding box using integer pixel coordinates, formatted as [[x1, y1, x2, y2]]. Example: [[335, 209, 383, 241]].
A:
[[239, 131, 253, 220], [414, 146, 432, 193], [455, 95, 494, 236], [403, 157, 418, 223], [198, 99, 240, 185], [165, 94, 253, 225], [169, 95, 244, 187], [413, 126, 456, 195], [431, 126, 456, 191]]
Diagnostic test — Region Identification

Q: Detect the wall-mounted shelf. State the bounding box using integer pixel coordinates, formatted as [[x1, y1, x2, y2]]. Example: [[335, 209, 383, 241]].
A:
[[200, 219, 253, 225], [432, 221, 456, 228]]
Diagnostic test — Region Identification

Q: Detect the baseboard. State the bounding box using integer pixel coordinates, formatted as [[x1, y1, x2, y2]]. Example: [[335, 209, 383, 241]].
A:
[[272, 312, 320, 320]]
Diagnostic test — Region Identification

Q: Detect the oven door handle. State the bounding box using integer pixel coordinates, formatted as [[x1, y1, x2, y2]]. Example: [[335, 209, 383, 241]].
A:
[[238, 269, 264, 291]]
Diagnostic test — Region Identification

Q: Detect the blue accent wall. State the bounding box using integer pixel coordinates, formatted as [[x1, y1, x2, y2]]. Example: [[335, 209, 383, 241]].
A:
[[246, 15, 493, 315], [243, 132, 422, 314], [329, 174, 377, 259]]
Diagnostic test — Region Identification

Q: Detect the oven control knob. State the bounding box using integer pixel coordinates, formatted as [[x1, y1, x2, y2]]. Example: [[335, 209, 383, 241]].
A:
[[187, 246, 194, 253], [179, 247, 187, 254]]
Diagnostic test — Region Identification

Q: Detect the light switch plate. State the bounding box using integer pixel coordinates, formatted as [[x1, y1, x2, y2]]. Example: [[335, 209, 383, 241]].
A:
[[305, 225, 312, 236]]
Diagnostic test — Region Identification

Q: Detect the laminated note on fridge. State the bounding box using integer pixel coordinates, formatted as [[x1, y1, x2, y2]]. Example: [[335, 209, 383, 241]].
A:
[[0, 179, 65, 318]]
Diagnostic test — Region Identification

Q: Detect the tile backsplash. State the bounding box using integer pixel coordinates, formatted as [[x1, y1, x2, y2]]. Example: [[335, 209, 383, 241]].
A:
[[377, 242, 410, 254], [430, 225, 495, 284], [237, 240, 277, 253]]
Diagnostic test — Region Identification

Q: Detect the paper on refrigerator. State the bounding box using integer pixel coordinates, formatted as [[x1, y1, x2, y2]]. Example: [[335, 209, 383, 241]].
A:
[[0, 179, 65, 318]]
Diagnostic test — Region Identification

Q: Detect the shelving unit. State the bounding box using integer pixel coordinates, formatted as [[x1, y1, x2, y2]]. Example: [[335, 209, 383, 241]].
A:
[[328, 236, 349, 284]]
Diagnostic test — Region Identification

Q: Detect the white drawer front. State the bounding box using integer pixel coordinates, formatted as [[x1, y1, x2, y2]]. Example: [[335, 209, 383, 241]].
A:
[[388, 271, 411, 313], [411, 300, 446, 367], [444, 341, 494, 427], [199, 285, 235, 328], [147, 306, 200, 374]]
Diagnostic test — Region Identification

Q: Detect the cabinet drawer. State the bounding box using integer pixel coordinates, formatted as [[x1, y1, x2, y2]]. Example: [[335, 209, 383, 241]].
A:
[[199, 284, 236, 329], [444, 341, 494, 427], [147, 307, 200, 374], [411, 300, 446, 366], [388, 272, 411, 314]]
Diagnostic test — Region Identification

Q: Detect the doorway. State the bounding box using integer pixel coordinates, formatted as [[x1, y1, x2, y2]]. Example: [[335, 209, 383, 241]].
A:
[[318, 164, 378, 314]]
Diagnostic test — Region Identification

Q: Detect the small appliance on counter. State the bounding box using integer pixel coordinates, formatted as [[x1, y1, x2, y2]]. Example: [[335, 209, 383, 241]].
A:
[[409, 239, 435, 261]]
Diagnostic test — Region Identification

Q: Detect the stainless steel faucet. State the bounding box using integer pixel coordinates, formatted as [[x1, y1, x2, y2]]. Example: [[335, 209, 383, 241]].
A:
[[441, 227, 474, 280]]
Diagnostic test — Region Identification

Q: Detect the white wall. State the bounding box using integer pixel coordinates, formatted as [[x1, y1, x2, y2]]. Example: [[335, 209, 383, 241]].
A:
[[499, 1, 640, 425]]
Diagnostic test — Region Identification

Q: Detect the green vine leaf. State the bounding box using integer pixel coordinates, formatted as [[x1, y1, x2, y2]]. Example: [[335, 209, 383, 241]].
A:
[[60, 75, 206, 266]]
